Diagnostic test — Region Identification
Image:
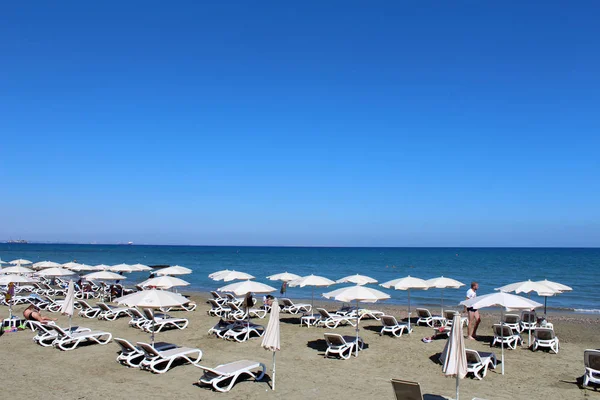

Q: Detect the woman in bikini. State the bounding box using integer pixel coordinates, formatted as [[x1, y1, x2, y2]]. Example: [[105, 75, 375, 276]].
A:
[[23, 305, 57, 324]]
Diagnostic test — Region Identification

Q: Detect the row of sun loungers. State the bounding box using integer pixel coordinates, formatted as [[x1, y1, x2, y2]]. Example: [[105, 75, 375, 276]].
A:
[[27, 321, 112, 350]]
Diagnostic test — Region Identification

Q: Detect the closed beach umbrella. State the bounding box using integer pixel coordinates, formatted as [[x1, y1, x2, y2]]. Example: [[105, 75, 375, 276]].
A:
[[460, 292, 542, 375], [156, 265, 193, 276], [323, 285, 390, 357], [380, 276, 429, 331], [1, 265, 34, 274], [115, 289, 190, 345], [139, 276, 190, 290], [267, 272, 302, 282], [35, 267, 75, 278], [441, 315, 467, 400], [59, 280, 76, 331], [109, 263, 133, 273], [10, 259, 32, 265], [426, 276, 465, 315], [336, 274, 378, 286], [288, 275, 336, 313], [33, 261, 61, 270], [261, 298, 281, 391], [210, 270, 254, 281]]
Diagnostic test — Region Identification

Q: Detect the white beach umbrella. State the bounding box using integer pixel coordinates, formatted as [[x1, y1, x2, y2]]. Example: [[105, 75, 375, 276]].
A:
[[33, 261, 62, 270], [460, 292, 542, 375], [380, 276, 429, 331], [114, 289, 190, 345], [139, 276, 190, 290], [156, 265, 193, 276], [109, 263, 134, 273], [209, 269, 231, 279], [534, 279, 573, 315], [441, 315, 467, 400], [323, 285, 390, 357], [261, 298, 280, 391], [496, 279, 560, 314], [9, 259, 32, 265], [0, 259, 8, 265], [35, 267, 76, 278], [70, 264, 97, 272], [62, 262, 83, 270], [210, 270, 254, 281], [288, 274, 336, 313], [266, 272, 302, 282], [218, 280, 277, 297], [59, 280, 76, 331], [130, 263, 152, 272], [1, 265, 34, 274], [336, 274, 378, 286], [0, 274, 36, 318], [83, 271, 125, 281], [426, 276, 465, 315]]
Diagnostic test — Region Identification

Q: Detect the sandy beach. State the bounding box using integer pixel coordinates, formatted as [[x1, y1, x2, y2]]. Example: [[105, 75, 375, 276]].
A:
[[1, 294, 598, 400]]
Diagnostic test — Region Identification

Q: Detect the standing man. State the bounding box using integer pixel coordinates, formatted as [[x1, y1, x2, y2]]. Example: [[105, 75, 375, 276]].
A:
[[465, 281, 481, 340]]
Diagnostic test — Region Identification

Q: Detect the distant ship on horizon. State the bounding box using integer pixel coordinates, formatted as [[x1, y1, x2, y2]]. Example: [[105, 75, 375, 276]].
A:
[[7, 239, 28, 244]]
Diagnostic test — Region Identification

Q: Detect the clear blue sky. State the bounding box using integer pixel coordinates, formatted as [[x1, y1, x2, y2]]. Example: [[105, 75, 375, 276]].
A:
[[1, 1, 599, 247]]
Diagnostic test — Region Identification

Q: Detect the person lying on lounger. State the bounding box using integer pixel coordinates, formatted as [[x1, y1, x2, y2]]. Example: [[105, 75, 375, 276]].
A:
[[23, 305, 57, 324]]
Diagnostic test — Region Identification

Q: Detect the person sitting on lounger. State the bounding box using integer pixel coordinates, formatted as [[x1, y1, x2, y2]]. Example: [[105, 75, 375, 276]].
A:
[[23, 304, 57, 324]]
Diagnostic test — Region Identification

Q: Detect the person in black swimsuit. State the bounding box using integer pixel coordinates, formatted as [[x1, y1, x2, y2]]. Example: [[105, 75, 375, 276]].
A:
[[23, 305, 57, 324]]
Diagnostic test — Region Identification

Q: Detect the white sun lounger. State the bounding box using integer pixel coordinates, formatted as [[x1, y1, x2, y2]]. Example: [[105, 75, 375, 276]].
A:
[[583, 349, 600, 387], [324, 333, 364, 359], [27, 321, 91, 347], [280, 298, 312, 314], [492, 324, 523, 350], [222, 322, 265, 342], [208, 319, 238, 338], [137, 341, 202, 373], [161, 301, 197, 312], [141, 308, 189, 333], [415, 308, 445, 327], [48, 324, 112, 351], [114, 338, 177, 368], [466, 349, 497, 380], [197, 360, 266, 392], [443, 310, 469, 328], [207, 299, 231, 317], [316, 308, 356, 329], [380, 315, 411, 337], [532, 328, 560, 354], [76, 300, 102, 319], [502, 314, 522, 333], [520, 311, 537, 331], [97, 302, 131, 321]]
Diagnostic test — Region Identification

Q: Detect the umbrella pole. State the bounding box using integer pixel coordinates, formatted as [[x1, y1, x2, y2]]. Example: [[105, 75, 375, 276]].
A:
[[456, 373, 459, 400], [272, 351, 276, 391], [544, 296, 547, 316], [441, 288, 444, 316], [151, 309, 155, 346], [355, 299, 360, 358], [407, 289, 411, 332], [501, 309, 505, 375]]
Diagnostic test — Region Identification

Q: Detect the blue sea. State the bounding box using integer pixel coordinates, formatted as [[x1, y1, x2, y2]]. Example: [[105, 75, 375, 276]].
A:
[[1, 244, 597, 313]]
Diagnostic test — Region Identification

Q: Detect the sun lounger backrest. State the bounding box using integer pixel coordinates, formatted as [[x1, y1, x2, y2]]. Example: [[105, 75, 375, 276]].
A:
[[114, 338, 137, 352], [390, 379, 424, 400], [229, 302, 242, 312], [416, 308, 430, 318], [97, 303, 111, 311], [210, 291, 221, 299], [48, 324, 68, 337], [521, 311, 536, 323], [503, 314, 520, 324], [444, 310, 458, 320], [324, 333, 345, 346], [137, 342, 161, 357], [585, 349, 600, 370], [317, 308, 331, 319], [128, 308, 143, 318], [142, 308, 156, 321], [465, 349, 481, 364], [535, 328, 555, 341], [281, 298, 293, 307], [493, 324, 514, 337], [382, 315, 398, 326], [208, 299, 220, 308]]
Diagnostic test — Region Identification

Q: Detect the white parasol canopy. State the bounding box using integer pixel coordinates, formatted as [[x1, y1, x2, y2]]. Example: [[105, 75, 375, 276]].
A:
[[1, 265, 35, 274], [10, 259, 32, 265], [426, 276, 465, 314], [288, 274, 336, 312], [109, 263, 133, 273], [210, 270, 254, 281], [441, 315, 467, 400], [266, 272, 302, 282], [261, 298, 280, 391], [92, 264, 112, 271], [139, 276, 190, 290], [495, 280, 557, 296], [156, 265, 193, 276], [83, 271, 125, 281], [218, 280, 277, 296], [33, 261, 62, 269], [336, 274, 378, 286], [535, 279, 572, 293], [208, 269, 231, 279], [0, 274, 36, 285], [130, 263, 152, 271], [323, 285, 390, 357], [70, 264, 97, 272], [62, 262, 83, 269], [0, 259, 8, 265], [380, 276, 429, 331], [35, 267, 76, 277], [460, 292, 542, 375]]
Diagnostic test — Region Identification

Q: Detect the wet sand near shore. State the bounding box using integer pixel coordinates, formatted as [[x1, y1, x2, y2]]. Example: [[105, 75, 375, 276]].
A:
[[1, 293, 598, 400]]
